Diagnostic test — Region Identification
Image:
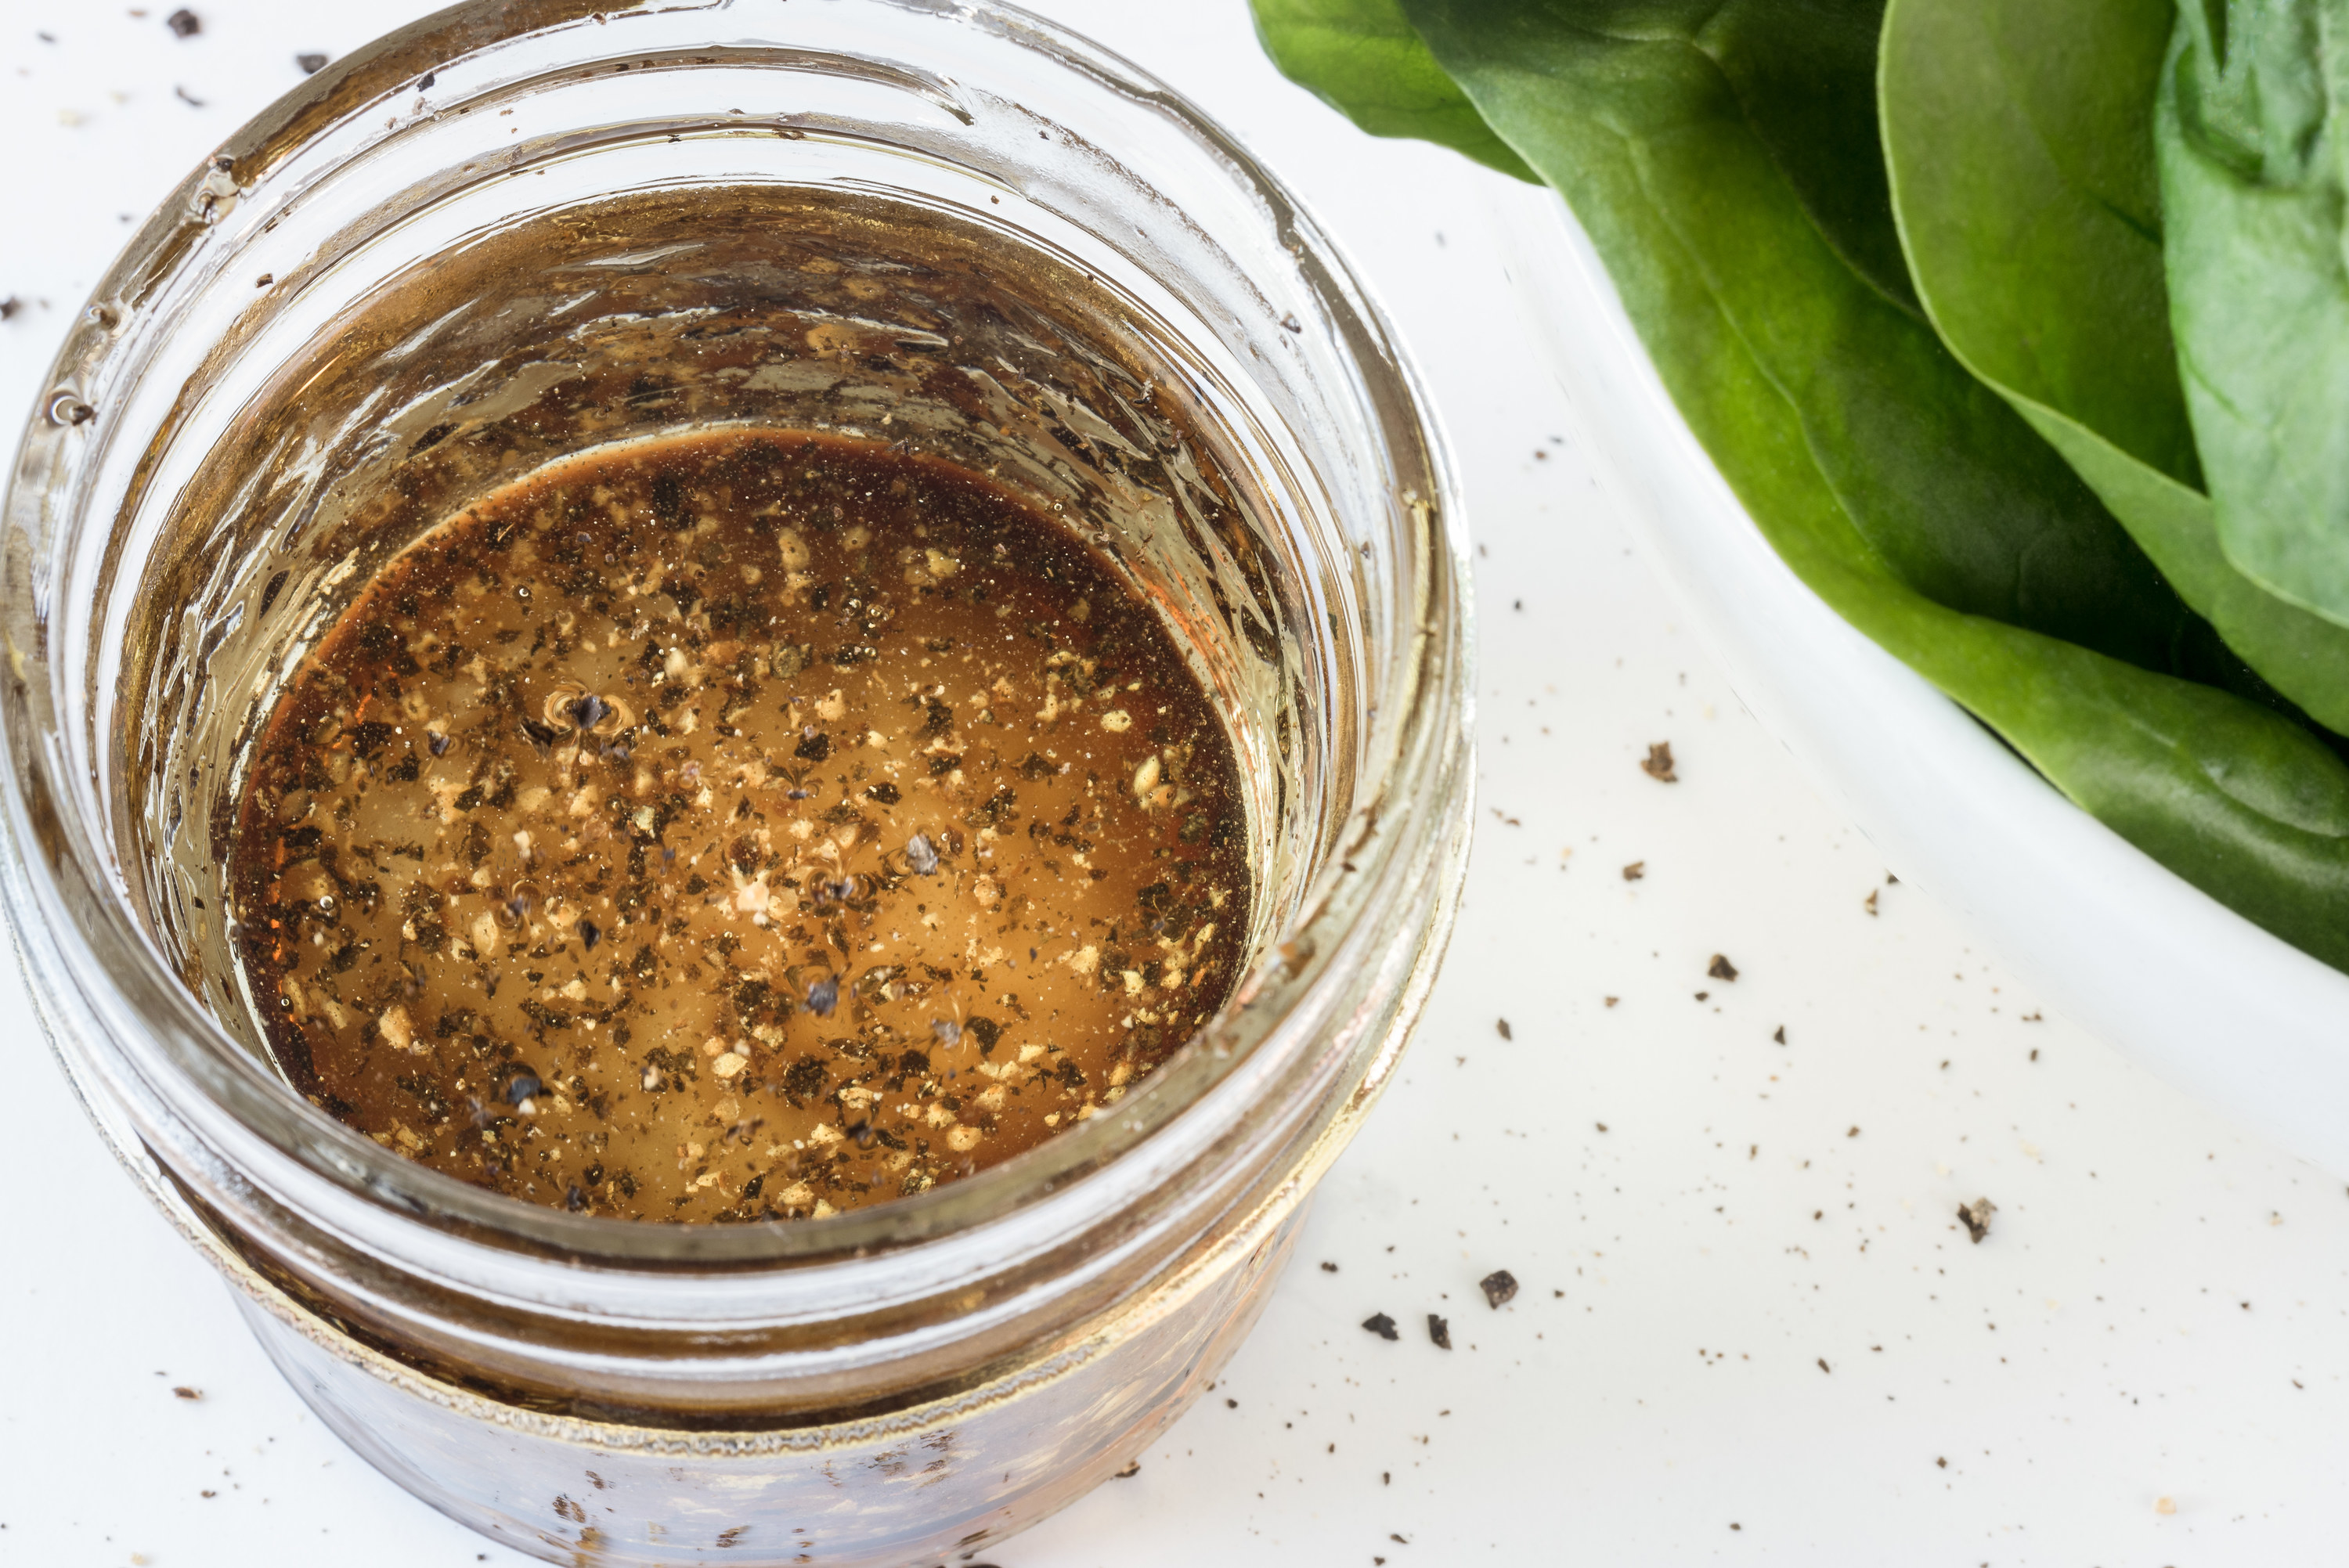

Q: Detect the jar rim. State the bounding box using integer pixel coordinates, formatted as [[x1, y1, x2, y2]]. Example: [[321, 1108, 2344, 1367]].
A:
[[1, 0, 1475, 1277]]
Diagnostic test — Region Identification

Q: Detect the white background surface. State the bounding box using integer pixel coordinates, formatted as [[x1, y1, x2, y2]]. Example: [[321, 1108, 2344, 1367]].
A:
[[4, 3, 2346, 1566]]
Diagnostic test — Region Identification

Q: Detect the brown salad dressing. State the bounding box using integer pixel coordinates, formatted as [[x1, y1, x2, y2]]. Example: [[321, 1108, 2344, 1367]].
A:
[[229, 429, 1250, 1221]]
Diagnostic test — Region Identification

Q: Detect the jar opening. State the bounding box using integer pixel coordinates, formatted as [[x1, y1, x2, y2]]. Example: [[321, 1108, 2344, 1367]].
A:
[[4, 0, 1470, 1274]]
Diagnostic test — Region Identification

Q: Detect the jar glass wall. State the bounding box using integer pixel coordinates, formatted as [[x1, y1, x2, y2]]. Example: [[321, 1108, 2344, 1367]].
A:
[[0, 2, 1474, 1563]]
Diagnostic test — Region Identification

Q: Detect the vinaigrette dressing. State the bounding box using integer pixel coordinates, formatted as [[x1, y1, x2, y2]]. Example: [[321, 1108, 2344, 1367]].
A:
[[230, 429, 1250, 1221]]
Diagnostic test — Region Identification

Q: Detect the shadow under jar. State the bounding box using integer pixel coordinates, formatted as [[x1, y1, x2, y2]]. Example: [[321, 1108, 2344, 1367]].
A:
[[0, 4, 1474, 1566]]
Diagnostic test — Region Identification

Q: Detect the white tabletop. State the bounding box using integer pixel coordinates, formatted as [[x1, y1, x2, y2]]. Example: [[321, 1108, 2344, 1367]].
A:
[[5, 3, 2344, 1564]]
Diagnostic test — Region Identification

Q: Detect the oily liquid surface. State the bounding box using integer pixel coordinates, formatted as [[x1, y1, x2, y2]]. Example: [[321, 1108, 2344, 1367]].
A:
[[231, 431, 1250, 1221]]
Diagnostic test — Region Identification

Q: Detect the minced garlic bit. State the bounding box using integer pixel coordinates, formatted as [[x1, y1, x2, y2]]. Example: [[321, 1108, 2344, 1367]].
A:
[[231, 430, 1250, 1223]]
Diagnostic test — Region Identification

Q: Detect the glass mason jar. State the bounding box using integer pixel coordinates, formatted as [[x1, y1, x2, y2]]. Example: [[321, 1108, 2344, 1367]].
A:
[[0, 3, 1473, 1564]]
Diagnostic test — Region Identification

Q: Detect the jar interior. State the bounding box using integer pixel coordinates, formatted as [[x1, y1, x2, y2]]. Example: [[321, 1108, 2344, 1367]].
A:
[[109, 175, 1359, 1210]]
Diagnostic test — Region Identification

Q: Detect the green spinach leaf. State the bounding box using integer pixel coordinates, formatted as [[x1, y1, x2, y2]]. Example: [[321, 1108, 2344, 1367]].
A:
[[1666, 0, 1920, 316], [1390, 0, 2349, 966], [1881, 0, 2192, 485], [1398, 0, 2194, 672], [1882, 0, 2349, 734], [2161, 0, 2349, 629], [1250, 0, 1536, 182]]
